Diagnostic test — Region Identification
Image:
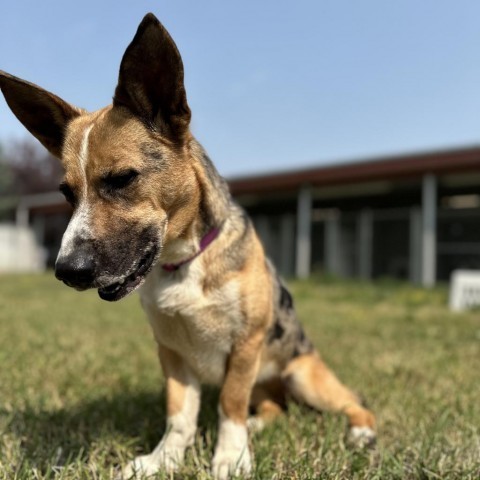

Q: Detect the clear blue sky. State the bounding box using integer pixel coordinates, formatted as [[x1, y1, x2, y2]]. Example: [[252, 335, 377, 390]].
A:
[[1, 1, 480, 177]]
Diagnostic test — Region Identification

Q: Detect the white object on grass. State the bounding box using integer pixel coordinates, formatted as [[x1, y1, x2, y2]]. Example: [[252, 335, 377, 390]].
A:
[[449, 270, 480, 312]]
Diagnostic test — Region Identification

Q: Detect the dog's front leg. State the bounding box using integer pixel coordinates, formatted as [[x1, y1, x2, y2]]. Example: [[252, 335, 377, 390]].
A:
[[124, 345, 200, 478], [212, 332, 263, 480]]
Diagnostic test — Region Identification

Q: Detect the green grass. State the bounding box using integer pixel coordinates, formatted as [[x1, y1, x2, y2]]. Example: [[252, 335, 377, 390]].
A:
[[0, 273, 479, 479]]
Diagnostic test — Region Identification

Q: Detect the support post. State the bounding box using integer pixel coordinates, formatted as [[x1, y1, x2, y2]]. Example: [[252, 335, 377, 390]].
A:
[[409, 207, 422, 284], [421, 174, 437, 287], [325, 210, 341, 276], [358, 209, 373, 280], [295, 185, 312, 278]]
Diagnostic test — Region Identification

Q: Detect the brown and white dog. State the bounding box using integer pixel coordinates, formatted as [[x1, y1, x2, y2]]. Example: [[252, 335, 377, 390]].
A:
[[0, 13, 375, 479]]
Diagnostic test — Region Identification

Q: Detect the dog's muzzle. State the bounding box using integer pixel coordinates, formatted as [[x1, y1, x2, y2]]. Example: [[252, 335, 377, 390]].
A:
[[55, 243, 96, 290], [55, 237, 160, 302]]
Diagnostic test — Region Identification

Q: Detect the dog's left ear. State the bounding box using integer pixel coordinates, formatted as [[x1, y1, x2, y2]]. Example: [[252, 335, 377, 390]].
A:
[[113, 13, 191, 140]]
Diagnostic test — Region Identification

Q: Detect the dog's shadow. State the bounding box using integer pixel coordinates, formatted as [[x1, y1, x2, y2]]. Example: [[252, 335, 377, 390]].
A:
[[7, 387, 220, 472]]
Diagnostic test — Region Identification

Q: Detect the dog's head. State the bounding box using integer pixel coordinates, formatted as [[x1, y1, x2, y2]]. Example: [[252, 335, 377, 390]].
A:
[[0, 14, 200, 301]]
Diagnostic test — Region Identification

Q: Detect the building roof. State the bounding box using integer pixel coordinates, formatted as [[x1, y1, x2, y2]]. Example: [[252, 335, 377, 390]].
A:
[[228, 145, 480, 195]]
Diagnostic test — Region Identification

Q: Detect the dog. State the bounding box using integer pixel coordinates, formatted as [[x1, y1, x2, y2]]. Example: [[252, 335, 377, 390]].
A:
[[0, 13, 376, 479]]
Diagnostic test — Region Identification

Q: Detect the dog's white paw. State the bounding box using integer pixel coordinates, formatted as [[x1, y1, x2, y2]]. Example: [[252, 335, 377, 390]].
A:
[[211, 446, 252, 480], [123, 446, 184, 479], [123, 454, 162, 479], [212, 414, 252, 479], [347, 426, 376, 448]]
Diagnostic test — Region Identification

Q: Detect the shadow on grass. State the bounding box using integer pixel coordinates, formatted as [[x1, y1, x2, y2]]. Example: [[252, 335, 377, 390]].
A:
[[5, 387, 220, 471]]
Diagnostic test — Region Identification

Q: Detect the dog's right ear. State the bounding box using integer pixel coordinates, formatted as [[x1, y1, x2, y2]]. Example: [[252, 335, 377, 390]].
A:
[[0, 71, 81, 158], [113, 13, 191, 140]]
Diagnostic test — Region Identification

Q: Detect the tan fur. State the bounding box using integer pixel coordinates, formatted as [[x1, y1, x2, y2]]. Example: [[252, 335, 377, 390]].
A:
[[283, 353, 376, 429], [249, 379, 285, 428], [220, 329, 265, 423], [157, 344, 189, 417]]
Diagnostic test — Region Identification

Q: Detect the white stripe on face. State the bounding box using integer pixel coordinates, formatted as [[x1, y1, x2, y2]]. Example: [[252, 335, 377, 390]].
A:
[[57, 124, 94, 260], [78, 124, 93, 176]]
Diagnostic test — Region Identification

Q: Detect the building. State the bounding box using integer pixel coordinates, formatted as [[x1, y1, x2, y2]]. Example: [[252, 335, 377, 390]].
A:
[[5, 146, 480, 285], [230, 146, 480, 285]]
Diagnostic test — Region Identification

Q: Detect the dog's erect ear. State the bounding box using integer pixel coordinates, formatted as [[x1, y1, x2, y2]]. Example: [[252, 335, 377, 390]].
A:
[[0, 71, 81, 158], [113, 13, 191, 139]]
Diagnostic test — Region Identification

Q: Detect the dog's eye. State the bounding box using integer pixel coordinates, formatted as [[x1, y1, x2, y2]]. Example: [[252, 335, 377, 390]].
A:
[[59, 182, 76, 206], [102, 169, 139, 190]]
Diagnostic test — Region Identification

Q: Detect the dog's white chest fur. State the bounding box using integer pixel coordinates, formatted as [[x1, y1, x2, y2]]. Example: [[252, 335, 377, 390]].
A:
[[139, 260, 242, 385]]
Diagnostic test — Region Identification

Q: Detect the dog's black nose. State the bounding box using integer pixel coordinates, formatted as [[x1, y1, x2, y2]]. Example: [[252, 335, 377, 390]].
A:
[[55, 245, 96, 290]]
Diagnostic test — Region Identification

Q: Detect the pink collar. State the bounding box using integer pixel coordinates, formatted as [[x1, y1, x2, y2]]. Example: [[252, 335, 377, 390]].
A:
[[161, 227, 220, 272]]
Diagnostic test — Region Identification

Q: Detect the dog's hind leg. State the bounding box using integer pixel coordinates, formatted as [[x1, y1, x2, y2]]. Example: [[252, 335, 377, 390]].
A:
[[123, 344, 201, 479], [282, 352, 376, 447], [248, 379, 286, 432]]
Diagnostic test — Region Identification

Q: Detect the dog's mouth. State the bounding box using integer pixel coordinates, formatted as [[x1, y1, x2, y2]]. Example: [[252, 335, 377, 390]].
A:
[[97, 244, 158, 302]]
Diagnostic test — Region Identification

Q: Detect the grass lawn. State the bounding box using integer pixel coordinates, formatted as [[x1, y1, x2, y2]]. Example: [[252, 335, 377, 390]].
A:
[[0, 273, 479, 479]]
